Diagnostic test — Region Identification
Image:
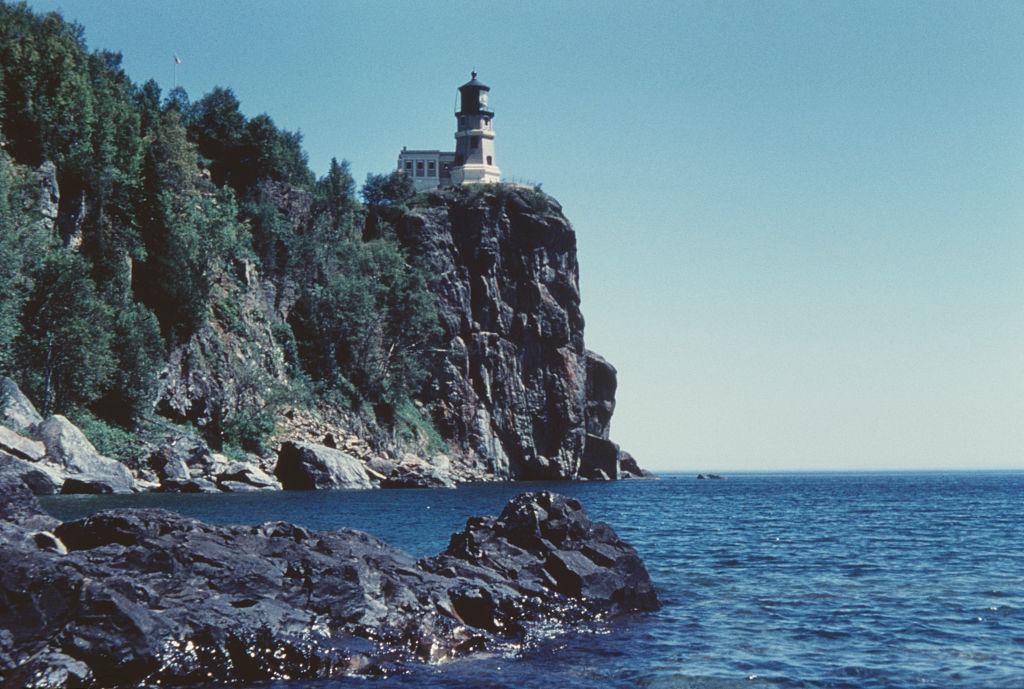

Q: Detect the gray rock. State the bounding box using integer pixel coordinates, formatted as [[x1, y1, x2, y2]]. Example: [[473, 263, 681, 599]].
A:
[[275, 441, 373, 490], [33, 160, 60, 231], [0, 425, 46, 461], [0, 377, 43, 433], [36, 415, 137, 493], [382, 453, 457, 489], [395, 190, 589, 480], [219, 480, 271, 492], [158, 477, 221, 493], [0, 464, 57, 530], [585, 350, 617, 440], [147, 446, 191, 481], [217, 461, 280, 489], [619, 451, 656, 479], [0, 451, 64, 495]]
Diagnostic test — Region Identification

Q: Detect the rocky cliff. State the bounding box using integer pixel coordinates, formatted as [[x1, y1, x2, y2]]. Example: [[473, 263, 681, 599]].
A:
[[395, 187, 632, 480]]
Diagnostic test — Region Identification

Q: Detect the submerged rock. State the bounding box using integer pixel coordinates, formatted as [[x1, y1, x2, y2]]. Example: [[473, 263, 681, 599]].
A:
[[0, 470, 657, 687]]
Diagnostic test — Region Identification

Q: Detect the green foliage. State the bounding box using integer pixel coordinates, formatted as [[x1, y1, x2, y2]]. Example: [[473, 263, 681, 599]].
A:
[[0, 152, 58, 372], [101, 296, 164, 425], [67, 409, 141, 466], [394, 399, 446, 455], [290, 238, 441, 406], [0, 1, 447, 444], [135, 108, 248, 342], [15, 250, 115, 415], [361, 170, 416, 208]]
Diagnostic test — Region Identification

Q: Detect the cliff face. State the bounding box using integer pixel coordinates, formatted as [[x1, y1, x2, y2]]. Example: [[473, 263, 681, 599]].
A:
[[396, 187, 625, 480]]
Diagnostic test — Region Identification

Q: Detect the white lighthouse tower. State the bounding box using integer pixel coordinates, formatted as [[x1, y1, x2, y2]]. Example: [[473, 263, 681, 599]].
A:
[[397, 72, 502, 190], [451, 72, 500, 184]]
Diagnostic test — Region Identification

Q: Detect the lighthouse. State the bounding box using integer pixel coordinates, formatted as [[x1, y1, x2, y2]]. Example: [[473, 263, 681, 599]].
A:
[[452, 72, 500, 184], [396, 72, 502, 191]]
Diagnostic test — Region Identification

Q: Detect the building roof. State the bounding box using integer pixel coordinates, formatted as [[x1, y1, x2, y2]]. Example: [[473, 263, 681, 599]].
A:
[[459, 71, 489, 91]]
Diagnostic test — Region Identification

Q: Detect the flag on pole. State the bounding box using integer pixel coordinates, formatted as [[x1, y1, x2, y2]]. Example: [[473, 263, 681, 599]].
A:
[[174, 55, 182, 65]]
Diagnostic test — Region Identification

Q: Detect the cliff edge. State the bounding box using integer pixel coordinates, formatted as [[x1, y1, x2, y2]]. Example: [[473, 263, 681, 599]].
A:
[[395, 186, 637, 480]]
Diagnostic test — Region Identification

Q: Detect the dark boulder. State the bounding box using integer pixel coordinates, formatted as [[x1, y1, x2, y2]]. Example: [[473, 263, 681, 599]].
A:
[[620, 451, 657, 479], [0, 471, 657, 687], [580, 434, 620, 480], [0, 451, 63, 495], [275, 441, 373, 490]]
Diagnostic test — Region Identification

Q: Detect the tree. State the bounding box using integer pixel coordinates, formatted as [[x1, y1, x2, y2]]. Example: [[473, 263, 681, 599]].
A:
[[187, 86, 245, 187], [0, 151, 59, 375], [136, 108, 246, 342], [361, 170, 415, 207], [16, 251, 115, 415], [290, 239, 440, 406]]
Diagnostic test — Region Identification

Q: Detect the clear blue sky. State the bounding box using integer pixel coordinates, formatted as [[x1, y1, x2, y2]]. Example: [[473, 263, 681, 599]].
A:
[[27, 0, 1024, 471]]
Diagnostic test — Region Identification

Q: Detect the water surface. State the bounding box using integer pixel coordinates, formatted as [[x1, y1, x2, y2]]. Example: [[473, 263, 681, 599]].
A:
[[42, 472, 1024, 688]]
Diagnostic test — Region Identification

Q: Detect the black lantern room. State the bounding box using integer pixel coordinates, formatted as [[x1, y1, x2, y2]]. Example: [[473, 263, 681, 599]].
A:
[[457, 71, 493, 117]]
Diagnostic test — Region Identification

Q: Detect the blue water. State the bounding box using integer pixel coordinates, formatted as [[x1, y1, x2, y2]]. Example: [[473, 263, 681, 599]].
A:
[[41, 472, 1024, 689]]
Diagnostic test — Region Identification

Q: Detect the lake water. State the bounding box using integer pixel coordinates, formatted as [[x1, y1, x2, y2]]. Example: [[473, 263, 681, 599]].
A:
[[42, 472, 1024, 689]]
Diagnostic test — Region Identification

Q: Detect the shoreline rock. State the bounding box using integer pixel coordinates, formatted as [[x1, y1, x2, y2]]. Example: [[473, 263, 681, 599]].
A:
[[0, 470, 658, 688]]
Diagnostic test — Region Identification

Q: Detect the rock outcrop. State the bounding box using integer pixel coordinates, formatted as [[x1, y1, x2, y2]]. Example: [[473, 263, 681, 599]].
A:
[[396, 187, 637, 480], [35, 416, 137, 494], [274, 440, 374, 490], [1, 376, 43, 433], [0, 470, 657, 688]]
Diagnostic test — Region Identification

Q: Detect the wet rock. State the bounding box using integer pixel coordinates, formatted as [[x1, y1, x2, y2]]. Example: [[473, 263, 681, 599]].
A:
[[0, 465, 57, 531], [0, 377, 43, 433], [275, 441, 373, 490], [36, 416, 136, 493], [697, 473, 726, 480], [0, 473, 657, 687]]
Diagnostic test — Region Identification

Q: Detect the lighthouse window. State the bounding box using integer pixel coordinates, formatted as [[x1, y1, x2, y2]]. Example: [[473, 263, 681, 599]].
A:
[[415, 161, 424, 177], [486, 155, 492, 165], [484, 118, 490, 128], [404, 161, 413, 172], [427, 161, 436, 176], [460, 117, 466, 128], [471, 136, 480, 149]]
